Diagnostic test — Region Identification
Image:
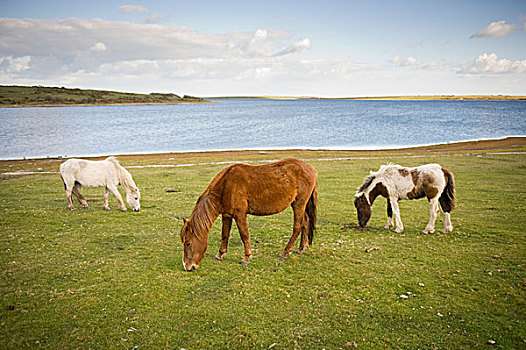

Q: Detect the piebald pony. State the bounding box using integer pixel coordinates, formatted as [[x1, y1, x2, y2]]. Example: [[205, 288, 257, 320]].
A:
[[354, 163, 455, 234]]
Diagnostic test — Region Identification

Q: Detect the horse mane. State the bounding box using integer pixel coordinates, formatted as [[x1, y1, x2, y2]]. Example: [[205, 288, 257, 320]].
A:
[[357, 174, 376, 193], [106, 157, 137, 191], [356, 163, 400, 194], [188, 165, 234, 240], [190, 192, 220, 240]]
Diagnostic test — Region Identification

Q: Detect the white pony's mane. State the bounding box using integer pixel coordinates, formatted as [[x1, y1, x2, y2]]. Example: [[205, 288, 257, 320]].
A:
[[106, 157, 137, 191]]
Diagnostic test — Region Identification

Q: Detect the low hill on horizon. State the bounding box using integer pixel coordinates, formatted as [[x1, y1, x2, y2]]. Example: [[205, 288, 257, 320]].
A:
[[2, 85, 525, 107], [0, 85, 206, 107], [207, 95, 526, 101]]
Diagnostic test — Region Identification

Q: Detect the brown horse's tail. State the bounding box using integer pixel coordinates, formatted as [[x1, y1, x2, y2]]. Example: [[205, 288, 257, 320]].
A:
[[439, 167, 456, 213], [306, 183, 318, 245]]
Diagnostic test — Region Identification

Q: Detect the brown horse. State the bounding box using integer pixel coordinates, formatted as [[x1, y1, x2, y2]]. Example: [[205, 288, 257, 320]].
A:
[[180, 158, 318, 271]]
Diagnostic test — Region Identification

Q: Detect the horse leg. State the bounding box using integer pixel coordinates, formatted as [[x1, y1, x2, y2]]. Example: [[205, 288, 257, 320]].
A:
[[108, 184, 127, 211], [295, 213, 309, 254], [384, 200, 394, 229], [280, 206, 304, 260], [423, 198, 440, 234], [443, 212, 453, 233], [72, 183, 88, 209], [234, 214, 252, 265], [103, 187, 111, 211], [214, 215, 233, 261], [65, 187, 75, 210], [390, 199, 404, 233]]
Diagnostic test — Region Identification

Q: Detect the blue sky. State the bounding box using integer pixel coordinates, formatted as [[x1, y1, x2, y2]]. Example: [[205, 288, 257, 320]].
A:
[[1, 0, 525, 96]]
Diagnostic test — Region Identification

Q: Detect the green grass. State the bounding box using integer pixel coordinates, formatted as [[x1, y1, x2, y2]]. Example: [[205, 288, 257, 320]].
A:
[[0, 85, 205, 107], [1, 150, 525, 349]]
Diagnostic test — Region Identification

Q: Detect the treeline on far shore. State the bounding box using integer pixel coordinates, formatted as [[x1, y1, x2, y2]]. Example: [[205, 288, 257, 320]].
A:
[[0, 85, 206, 107]]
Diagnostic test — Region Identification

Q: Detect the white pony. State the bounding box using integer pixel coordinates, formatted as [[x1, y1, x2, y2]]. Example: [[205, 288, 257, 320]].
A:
[[60, 157, 140, 211], [354, 163, 455, 234]]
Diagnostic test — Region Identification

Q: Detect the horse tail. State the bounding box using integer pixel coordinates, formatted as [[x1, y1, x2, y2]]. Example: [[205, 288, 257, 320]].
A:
[[439, 167, 455, 213], [60, 173, 67, 190], [59, 162, 68, 190], [306, 183, 318, 245]]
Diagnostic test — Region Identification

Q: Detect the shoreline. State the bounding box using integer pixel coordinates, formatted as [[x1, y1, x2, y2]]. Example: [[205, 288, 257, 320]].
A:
[[2, 96, 525, 108], [208, 95, 526, 101], [1, 137, 524, 164], [0, 100, 214, 108]]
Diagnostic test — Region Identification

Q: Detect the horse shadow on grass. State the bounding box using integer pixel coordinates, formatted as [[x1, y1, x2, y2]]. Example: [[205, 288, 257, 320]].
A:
[[341, 222, 369, 232]]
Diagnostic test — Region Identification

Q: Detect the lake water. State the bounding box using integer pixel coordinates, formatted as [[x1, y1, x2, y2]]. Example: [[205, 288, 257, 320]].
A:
[[0, 99, 524, 159]]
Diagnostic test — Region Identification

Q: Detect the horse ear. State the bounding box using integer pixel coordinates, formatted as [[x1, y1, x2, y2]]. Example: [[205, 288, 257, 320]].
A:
[[183, 217, 189, 224]]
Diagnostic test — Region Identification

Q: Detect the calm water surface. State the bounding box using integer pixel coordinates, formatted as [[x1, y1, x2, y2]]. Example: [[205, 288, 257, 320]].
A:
[[0, 99, 524, 159]]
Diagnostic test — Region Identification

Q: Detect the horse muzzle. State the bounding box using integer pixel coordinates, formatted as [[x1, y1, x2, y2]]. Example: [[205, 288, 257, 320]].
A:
[[183, 264, 198, 272], [182, 258, 198, 272]]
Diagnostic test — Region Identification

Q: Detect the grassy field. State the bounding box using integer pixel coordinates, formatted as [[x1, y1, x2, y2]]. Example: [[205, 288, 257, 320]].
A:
[[0, 85, 206, 107], [1, 140, 525, 349]]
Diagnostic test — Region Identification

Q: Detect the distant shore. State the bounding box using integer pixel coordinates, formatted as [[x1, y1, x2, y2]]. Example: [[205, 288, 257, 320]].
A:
[[210, 95, 526, 101], [2, 86, 525, 108], [0, 85, 208, 108], [1, 101, 213, 108]]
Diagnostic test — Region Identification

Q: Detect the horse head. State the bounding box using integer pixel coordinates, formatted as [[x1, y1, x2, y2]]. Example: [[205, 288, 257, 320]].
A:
[[354, 193, 372, 228], [125, 187, 141, 211], [180, 218, 207, 271]]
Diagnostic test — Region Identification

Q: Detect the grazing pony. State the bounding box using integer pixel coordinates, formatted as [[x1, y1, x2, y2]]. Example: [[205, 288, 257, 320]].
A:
[[60, 157, 140, 212], [354, 163, 455, 234], [180, 158, 318, 271]]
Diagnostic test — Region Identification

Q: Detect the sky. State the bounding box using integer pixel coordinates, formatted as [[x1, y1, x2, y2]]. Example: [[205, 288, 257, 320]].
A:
[[0, 0, 525, 97]]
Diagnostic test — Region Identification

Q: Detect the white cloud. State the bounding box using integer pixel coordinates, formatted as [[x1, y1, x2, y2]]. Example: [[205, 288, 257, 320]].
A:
[[0, 18, 310, 64], [90, 42, 106, 52], [272, 38, 311, 57], [119, 5, 148, 14], [390, 56, 420, 67], [470, 20, 517, 38], [0, 55, 31, 73], [0, 17, 314, 90], [456, 53, 526, 74], [146, 13, 165, 24]]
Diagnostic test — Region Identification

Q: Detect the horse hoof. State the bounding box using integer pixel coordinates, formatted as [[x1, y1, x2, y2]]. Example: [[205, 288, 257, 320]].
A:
[[240, 260, 250, 266], [278, 255, 286, 261], [104, 207, 111, 211], [294, 249, 305, 255], [213, 256, 223, 261], [120, 208, 127, 212]]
